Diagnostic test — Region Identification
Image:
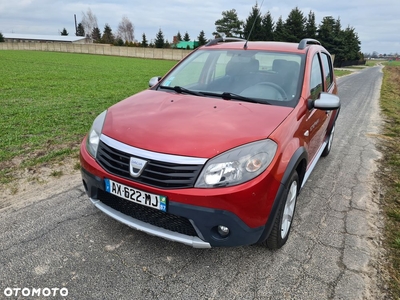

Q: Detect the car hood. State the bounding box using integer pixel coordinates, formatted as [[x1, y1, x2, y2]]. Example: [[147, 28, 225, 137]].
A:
[[102, 90, 292, 158]]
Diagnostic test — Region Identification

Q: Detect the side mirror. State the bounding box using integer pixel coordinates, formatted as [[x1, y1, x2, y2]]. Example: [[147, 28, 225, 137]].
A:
[[309, 93, 340, 110], [149, 76, 161, 87]]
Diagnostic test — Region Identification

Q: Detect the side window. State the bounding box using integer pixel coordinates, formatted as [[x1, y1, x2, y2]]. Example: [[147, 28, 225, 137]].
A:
[[321, 53, 333, 89], [310, 54, 323, 100]]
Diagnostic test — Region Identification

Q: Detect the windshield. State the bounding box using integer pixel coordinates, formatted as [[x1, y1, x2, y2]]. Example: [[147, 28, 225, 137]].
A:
[[158, 49, 304, 106]]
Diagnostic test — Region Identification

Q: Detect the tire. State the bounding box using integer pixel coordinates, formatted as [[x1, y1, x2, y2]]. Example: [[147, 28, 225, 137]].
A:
[[264, 171, 299, 249], [321, 124, 335, 157]]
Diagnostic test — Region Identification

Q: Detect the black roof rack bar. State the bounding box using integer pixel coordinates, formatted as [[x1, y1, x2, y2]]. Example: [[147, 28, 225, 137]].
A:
[[298, 38, 321, 50], [205, 37, 245, 46]]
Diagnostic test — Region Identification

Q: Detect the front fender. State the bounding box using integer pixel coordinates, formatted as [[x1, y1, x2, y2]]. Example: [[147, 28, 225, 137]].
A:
[[257, 146, 308, 244]]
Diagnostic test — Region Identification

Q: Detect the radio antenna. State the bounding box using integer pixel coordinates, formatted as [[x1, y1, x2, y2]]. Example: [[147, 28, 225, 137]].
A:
[[244, 0, 265, 49]]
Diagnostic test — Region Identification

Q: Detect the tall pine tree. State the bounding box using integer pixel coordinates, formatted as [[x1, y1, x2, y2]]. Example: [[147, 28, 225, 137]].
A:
[[91, 27, 101, 43], [101, 24, 115, 44], [274, 16, 286, 41], [76, 23, 85, 36], [198, 30, 207, 46], [243, 3, 263, 41], [183, 31, 190, 41], [155, 28, 165, 48], [305, 11, 317, 39], [141, 33, 148, 47], [284, 7, 306, 42], [261, 11, 274, 41]]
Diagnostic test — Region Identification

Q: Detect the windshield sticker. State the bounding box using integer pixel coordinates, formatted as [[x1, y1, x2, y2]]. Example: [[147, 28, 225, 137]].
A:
[[164, 77, 174, 86]]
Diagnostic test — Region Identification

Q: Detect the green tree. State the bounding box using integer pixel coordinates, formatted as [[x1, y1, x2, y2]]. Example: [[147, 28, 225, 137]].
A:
[[155, 28, 165, 48], [176, 31, 182, 41], [198, 30, 207, 46], [91, 27, 101, 43], [243, 3, 263, 41], [141, 33, 148, 47], [332, 18, 345, 61], [317, 16, 336, 52], [183, 31, 190, 41], [0, 32, 4, 42], [261, 11, 274, 41], [284, 7, 306, 42], [101, 24, 115, 44], [340, 26, 361, 61], [76, 22, 85, 36], [115, 38, 124, 46], [274, 16, 286, 41], [305, 11, 317, 39], [60, 28, 68, 36], [213, 9, 244, 38]]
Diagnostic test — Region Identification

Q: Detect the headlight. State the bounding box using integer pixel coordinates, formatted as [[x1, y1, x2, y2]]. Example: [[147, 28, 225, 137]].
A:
[[195, 139, 277, 188], [86, 110, 107, 158]]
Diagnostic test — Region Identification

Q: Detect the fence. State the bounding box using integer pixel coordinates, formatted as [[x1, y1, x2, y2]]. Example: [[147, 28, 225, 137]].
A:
[[0, 42, 191, 61], [334, 59, 367, 68]]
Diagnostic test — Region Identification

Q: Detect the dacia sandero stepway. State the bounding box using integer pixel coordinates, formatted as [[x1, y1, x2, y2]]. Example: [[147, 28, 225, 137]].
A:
[[80, 38, 340, 249]]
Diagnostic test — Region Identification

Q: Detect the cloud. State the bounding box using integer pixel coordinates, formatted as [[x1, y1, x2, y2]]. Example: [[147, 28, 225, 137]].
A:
[[0, 0, 399, 54]]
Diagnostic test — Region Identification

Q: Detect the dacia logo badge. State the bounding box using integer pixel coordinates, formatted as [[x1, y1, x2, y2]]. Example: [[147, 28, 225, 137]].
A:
[[129, 157, 147, 178]]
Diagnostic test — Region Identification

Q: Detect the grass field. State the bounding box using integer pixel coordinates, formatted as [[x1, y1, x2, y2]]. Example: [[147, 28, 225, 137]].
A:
[[0, 51, 177, 183], [379, 65, 400, 298]]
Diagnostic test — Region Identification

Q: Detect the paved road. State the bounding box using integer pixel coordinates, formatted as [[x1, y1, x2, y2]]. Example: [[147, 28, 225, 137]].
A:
[[0, 66, 386, 300]]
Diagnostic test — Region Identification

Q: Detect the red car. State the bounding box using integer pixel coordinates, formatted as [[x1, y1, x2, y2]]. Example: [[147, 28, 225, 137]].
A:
[[80, 38, 340, 249]]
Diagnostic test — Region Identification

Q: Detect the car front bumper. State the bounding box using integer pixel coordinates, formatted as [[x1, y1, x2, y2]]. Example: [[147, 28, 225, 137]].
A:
[[81, 167, 281, 248]]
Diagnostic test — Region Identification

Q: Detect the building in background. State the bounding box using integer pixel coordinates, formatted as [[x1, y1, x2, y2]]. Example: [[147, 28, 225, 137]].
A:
[[3, 33, 88, 44]]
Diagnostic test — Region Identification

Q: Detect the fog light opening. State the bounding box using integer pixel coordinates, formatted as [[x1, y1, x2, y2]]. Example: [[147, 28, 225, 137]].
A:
[[217, 225, 230, 237]]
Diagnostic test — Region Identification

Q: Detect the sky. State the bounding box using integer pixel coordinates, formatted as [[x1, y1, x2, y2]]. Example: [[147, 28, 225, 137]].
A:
[[0, 0, 399, 55]]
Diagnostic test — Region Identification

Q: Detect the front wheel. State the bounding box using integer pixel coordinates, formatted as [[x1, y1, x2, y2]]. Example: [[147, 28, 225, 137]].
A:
[[264, 171, 299, 249]]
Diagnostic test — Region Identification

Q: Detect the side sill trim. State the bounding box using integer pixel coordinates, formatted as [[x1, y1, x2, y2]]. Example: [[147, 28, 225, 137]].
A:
[[302, 140, 327, 188], [90, 198, 211, 249]]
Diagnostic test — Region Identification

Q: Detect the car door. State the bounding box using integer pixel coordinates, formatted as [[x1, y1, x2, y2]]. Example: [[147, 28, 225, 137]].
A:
[[304, 53, 330, 164]]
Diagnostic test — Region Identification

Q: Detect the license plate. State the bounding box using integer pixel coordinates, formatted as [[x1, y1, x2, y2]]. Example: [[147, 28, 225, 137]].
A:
[[104, 179, 167, 212]]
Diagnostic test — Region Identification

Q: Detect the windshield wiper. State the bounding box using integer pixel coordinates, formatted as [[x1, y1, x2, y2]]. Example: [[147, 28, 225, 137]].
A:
[[159, 85, 204, 96], [219, 92, 268, 104]]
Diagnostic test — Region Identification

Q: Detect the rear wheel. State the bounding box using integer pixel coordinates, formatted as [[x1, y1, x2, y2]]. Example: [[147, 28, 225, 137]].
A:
[[322, 125, 335, 157], [264, 171, 299, 249]]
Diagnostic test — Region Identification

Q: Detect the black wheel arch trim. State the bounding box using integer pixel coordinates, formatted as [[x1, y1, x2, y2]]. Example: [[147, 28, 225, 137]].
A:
[[327, 107, 340, 134], [257, 146, 307, 244]]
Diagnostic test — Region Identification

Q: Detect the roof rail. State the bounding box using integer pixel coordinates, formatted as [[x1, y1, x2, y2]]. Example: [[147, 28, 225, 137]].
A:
[[205, 37, 245, 46], [298, 38, 321, 50]]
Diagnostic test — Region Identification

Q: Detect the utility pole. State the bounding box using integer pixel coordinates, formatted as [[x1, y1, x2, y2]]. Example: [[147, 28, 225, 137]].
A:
[[74, 14, 78, 36]]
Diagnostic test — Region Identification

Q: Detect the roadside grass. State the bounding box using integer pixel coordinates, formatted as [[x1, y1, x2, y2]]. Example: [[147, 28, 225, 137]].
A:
[[366, 60, 386, 67], [384, 60, 400, 67], [334, 69, 352, 77], [0, 50, 177, 183], [379, 65, 400, 298], [343, 65, 367, 69]]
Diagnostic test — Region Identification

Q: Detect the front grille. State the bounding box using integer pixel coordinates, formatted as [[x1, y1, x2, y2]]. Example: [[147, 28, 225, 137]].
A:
[[97, 190, 198, 236], [96, 141, 203, 189]]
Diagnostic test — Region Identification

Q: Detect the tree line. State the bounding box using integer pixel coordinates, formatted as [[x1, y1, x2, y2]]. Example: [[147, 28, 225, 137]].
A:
[[214, 5, 363, 63], [60, 5, 362, 63]]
